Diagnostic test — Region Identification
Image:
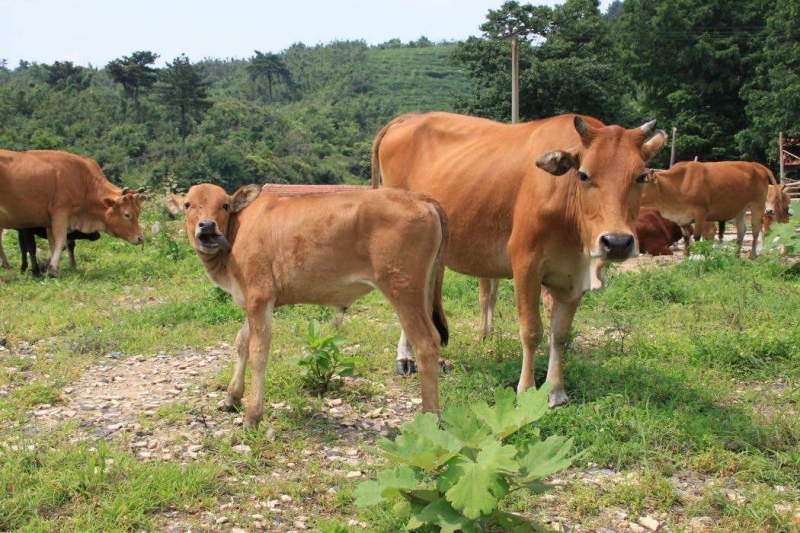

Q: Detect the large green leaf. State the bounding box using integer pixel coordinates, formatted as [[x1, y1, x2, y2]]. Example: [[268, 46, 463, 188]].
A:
[[472, 384, 552, 439], [441, 453, 510, 520], [353, 465, 420, 507], [377, 413, 463, 470], [416, 499, 478, 533], [441, 405, 493, 449], [515, 435, 574, 484]]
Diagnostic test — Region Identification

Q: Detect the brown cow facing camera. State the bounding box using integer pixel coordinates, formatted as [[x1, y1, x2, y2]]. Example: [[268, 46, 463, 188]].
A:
[[174, 183, 448, 428]]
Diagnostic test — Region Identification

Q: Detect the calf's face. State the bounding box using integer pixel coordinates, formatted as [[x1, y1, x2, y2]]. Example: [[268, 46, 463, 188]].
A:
[[182, 183, 262, 256]]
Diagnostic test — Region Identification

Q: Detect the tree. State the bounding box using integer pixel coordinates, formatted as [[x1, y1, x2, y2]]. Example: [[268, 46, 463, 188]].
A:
[[453, 0, 632, 125], [106, 51, 159, 119], [736, 0, 800, 164], [43, 61, 93, 91], [247, 50, 294, 100], [155, 54, 213, 141], [619, 0, 764, 162]]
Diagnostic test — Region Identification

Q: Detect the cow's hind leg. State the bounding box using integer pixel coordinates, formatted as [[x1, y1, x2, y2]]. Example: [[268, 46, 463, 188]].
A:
[[67, 240, 77, 269], [478, 278, 500, 338], [396, 329, 415, 375], [244, 298, 275, 429], [749, 206, 763, 259], [546, 297, 580, 407], [391, 296, 441, 415], [221, 322, 250, 412]]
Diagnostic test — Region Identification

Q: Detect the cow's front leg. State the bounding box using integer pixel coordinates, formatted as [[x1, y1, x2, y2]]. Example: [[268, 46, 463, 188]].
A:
[[750, 208, 763, 259], [45, 218, 68, 278], [221, 322, 250, 412], [734, 211, 747, 254], [0, 230, 11, 269], [546, 297, 580, 407], [244, 298, 275, 429], [680, 225, 693, 256], [513, 259, 544, 393], [478, 278, 500, 338]]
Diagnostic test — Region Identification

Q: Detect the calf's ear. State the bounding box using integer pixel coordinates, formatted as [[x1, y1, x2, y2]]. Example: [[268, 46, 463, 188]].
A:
[[231, 184, 262, 213], [103, 197, 116, 208], [536, 150, 578, 176]]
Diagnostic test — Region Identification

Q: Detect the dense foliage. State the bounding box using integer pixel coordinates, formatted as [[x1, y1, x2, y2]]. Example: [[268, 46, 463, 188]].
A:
[[1, 0, 798, 190]]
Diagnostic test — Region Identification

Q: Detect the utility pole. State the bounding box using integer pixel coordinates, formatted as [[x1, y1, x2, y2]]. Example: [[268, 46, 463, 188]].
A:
[[511, 33, 519, 124], [779, 131, 785, 182]]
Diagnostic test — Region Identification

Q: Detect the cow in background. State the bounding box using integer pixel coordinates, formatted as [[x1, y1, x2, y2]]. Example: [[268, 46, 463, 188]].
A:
[[642, 161, 773, 258], [0, 150, 146, 277], [373, 112, 666, 407]]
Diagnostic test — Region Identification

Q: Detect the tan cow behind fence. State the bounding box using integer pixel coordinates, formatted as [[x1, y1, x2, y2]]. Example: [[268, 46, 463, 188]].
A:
[[372, 112, 666, 407], [175, 184, 449, 428]]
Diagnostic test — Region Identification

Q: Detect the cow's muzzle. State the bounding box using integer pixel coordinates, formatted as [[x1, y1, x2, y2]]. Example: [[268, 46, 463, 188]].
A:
[[599, 232, 635, 261], [765, 208, 774, 216], [195, 220, 232, 253]]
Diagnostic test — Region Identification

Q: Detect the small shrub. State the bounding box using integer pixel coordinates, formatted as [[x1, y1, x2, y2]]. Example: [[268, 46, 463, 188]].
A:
[[764, 213, 800, 255], [355, 384, 576, 531], [292, 321, 364, 395]]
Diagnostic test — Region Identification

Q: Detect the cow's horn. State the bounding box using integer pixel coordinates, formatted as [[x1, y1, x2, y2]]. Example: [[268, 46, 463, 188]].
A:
[[640, 119, 657, 136], [122, 187, 131, 194], [136, 187, 147, 193], [574, 116, 588, 136]]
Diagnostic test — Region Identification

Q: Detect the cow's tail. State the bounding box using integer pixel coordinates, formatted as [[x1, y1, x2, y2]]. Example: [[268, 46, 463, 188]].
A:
[[371, 113, 419, 189], [426, 197, 449, 347]]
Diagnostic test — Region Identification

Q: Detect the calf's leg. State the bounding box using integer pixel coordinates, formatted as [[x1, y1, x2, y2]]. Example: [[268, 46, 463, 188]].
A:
[[0, 231, 10, 269], [221, 322, 250, 412], [244, 299, 275, 429]]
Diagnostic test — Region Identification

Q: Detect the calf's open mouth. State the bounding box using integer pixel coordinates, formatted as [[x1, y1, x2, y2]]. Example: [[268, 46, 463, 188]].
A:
[[197, 233, 232, 252]]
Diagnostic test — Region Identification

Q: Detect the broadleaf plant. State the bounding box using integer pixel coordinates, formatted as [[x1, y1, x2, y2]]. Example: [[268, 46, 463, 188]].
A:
[[292, 320, 365, 395], [355, 383, 576, 531]]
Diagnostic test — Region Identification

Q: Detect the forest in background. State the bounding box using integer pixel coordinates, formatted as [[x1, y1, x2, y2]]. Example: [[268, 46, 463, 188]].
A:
[[1, 0, 798, 191]]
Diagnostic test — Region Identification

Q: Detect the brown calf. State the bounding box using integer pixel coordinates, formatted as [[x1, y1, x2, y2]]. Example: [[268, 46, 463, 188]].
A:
[[178, 184, 448, 428]]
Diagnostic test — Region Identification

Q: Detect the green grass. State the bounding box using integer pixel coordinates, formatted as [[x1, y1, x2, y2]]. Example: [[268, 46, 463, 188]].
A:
[[0, 208, 798, 531]]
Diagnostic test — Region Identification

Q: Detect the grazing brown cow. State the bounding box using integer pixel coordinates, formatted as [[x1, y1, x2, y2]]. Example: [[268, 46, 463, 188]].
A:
[[763, 184, 792, 235], [0, 150, 146, 277], [180, 183, 448, 428], [372, 112, 666, 407], [642, 161, 774, 258]]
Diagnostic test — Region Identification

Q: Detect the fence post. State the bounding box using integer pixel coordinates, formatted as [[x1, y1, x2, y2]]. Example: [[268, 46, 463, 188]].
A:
[[511, 34, 519, 125], [669, 127, 677, 168]]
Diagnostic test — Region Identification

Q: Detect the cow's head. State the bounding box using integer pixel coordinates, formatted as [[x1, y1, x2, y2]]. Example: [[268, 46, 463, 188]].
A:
[[763, 183, 791, 233], [536, 116, 666, 261], [182, 183, 262, 256], [102, 187, 147, 244]]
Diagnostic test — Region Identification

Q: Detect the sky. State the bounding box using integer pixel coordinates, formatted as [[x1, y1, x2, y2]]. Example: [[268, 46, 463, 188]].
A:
[[2, 0, 610, 68]]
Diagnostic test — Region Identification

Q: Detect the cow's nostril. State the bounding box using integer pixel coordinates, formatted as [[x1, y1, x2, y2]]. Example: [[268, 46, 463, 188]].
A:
[[600, 233, 635, 260], [765, 209, 774, 216], [198, 221, 207, 229]]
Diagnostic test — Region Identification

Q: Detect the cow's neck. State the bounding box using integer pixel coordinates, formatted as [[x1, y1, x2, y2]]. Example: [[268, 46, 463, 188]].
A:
[[196, 215, 243, 302]]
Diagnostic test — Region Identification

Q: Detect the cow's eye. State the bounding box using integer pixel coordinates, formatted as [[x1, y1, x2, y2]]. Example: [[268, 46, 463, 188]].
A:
[[183, 202, 190, 209], [222, 203, 230, 212], [124, 213, 132, 220], [577, 170, 591, 183], [636, 173, 649, 184]]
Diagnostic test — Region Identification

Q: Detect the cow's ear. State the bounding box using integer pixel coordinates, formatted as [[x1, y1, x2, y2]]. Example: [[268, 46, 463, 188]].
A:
[[536, 150, 578, 176], [103, 197, 116, 208], [231, 184, 262, 213], [165, 194, 184, 216], [642, 130, 667, 162]]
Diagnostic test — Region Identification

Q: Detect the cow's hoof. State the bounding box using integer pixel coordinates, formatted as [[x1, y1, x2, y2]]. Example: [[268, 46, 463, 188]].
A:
[[396, 359, 416, 375], [1, 262, 11, 270], [548, 388, 570, 408], [243, 416, 261, 429], [439, 359, 452, 374], [47, 268, 59, 279], [218, 400, 241, 413]]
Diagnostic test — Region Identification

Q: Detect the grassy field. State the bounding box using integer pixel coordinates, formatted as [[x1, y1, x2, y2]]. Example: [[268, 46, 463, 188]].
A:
[[0, 205, 798, 532]]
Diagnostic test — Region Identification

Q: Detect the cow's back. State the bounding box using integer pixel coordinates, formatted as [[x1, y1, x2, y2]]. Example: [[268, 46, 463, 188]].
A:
[[0, 150, 95, 228], [375, 112, 588, 277]]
